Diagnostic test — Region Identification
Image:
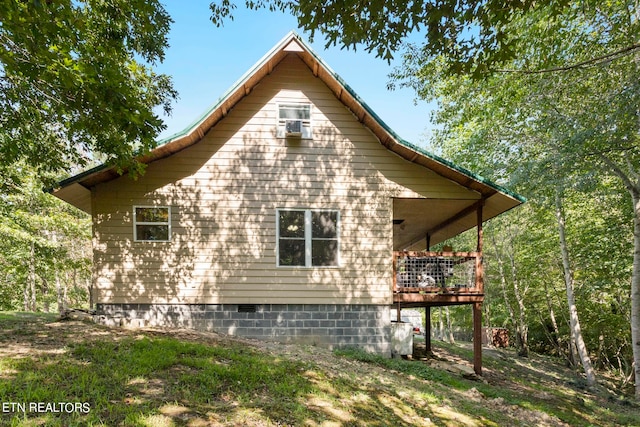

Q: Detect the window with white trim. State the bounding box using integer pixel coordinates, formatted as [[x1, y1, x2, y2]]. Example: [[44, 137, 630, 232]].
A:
[[277, 209, 339, 267], [276, 103, 312, 139], [134, 206, 171, 242]]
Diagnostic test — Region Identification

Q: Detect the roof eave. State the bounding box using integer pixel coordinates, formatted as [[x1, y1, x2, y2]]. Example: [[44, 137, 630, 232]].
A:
[[294, 40, 525, 205], [51, 31, 525, 217], [51, 32, 302, 195]]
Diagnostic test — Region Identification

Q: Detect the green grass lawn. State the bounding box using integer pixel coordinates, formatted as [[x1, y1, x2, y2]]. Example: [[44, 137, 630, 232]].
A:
[[0, 312, 638, 426]]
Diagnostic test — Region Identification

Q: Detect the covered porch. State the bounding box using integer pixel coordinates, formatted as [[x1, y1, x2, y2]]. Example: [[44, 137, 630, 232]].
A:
[[391, 197, 490, 375]]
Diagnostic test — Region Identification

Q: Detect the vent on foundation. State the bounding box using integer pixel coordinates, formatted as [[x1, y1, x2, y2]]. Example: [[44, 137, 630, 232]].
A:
[[238, 304, 257, 313]]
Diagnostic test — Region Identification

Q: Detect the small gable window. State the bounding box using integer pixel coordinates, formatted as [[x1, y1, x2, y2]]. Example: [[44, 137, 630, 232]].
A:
[[134, 206, 171, 242], [277, 209, 339, 267], [277, 103, 312, 139]]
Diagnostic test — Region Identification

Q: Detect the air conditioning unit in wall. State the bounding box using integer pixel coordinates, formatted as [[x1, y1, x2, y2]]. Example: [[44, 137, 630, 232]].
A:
[[285, 119, 303, 136]]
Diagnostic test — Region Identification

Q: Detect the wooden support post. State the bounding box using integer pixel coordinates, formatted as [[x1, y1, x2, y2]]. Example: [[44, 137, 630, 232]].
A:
[[426, 233, 431, 251], [473, 302, 482, 375], [397, 301, 402, 322], [476, 202, 484, 293], [425, 306, 431, 352], [476, 201, 483, 253], [474, 203, 484, 375], [392, 251, 397, 292], [475, 255, 484, 293]]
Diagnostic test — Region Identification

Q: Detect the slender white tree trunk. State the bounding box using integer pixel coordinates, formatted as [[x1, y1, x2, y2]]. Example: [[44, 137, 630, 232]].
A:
[[496, 247, 518, 342], [630, 191, 640, 399], [632, 11, 640, 400], [555, 190, 597, 387], [541, 280, 566, 361], [599, 155, 640, 398], [53, 233, 65, 314], [508, 245, 529, 356], [492, 232, 528, 355], [28, 240, 37, 312]]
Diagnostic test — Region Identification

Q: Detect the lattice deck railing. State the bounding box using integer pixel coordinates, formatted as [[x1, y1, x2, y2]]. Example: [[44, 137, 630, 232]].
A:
[[393, 251, 483, 294]]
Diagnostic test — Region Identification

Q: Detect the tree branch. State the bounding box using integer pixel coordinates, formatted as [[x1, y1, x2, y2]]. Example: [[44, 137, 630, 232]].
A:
[[600, 153, 638, 194], [626, 157, 640, 185], [583, 145, 639, 158], [491, 42, 640, 74]]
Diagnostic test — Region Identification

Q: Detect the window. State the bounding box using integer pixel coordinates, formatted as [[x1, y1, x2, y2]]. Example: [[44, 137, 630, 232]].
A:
[[277, 209, 339, 267], [134, 206, 171, 242], [277, 103, 312, 138]]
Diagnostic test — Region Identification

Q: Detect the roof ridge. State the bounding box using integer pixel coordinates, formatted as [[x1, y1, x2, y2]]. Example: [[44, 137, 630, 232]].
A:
[[52, 31, 525, 205], [289, 33, 526, 203], [156, 31, 303, 146]]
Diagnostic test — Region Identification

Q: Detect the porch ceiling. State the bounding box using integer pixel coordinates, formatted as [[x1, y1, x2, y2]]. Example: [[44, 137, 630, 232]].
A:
[[393, 194, 518, 250]]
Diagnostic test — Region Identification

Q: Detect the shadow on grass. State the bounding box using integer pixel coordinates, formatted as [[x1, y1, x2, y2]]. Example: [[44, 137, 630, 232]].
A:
[[335, 344, 640, 427], [1, 336, 311, 426], [0, 326, 437, 426], [1, 313, 639, 427]]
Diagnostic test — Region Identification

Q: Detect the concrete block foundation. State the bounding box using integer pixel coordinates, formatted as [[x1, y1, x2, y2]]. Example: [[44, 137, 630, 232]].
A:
[[95, 303, 392, 355]]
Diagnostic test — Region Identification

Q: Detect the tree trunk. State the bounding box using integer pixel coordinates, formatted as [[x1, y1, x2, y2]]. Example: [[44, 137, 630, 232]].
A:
[[492, 233, 528, 355], [599, 155, 640, 398], [23, 280, 29, 312], [53, 232, 65, 314], [542, 280, 566, 360], [555, 190, 597, 387], [631, 5, 640, 400], [28, 240, 36, 312], [507, 241, 529, 357], [629, 189, 640, 399], [445, 307, 455, 343], [42, 278, 49, 313], [56, 270, 64, 314], [497, 253, 519, 346], [87, 277, 93, 310]]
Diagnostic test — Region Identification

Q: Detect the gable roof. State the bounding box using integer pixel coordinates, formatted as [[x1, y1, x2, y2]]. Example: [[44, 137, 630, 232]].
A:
[[51, 31, 524, 240]]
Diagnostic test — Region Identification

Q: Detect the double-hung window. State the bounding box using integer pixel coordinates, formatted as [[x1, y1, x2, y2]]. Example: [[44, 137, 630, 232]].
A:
[[277, 209, 339, 267], [276, 103, 312, 139], [134, 206, 171, 242]]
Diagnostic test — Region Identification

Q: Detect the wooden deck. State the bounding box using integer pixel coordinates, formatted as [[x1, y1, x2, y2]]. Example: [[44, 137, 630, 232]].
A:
[[392, 251, 485, 374], [393, 251, 484, 306]]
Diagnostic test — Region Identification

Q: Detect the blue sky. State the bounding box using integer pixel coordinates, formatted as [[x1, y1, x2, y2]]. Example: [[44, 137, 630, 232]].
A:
[[155, 0, 434, 145]]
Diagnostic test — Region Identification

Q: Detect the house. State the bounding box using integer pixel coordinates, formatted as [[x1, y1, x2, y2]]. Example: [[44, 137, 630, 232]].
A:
[[51, 32, 524, 372]]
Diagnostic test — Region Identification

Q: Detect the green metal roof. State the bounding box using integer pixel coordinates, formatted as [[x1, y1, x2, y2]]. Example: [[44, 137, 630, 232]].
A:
[[51, 31, 525, 207], [149, 31, 523, 203], [289, 32, 525, 203]]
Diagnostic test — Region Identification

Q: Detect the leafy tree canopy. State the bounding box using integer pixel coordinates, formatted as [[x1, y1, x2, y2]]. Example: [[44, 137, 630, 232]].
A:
[[210, 1, 638, 75], [0, 0, 177, 183], [388, 0, 639, 188], [382, 0, 640, 397], [209, 0, 563, 71]]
